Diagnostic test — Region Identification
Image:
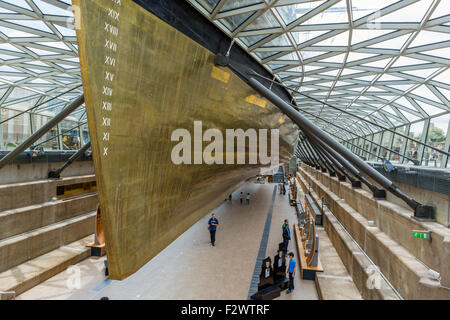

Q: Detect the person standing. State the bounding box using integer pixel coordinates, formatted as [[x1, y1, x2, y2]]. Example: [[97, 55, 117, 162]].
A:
[[282, 220, 291, 254], [228, 194, 232, 202], [240, 192, 243, 204], [282, 219, 288, 233], [246, 193, 251, 205], [286, 252, 296, 294], [208, 214, 219, 246]]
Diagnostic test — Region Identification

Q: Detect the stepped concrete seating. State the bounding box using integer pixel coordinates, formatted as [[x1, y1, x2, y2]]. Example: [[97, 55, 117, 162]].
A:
[[297, 167, 450, 300], [0, 235, 94, 299], [0, 175, 96, 212], [0, 175, 97, 299]]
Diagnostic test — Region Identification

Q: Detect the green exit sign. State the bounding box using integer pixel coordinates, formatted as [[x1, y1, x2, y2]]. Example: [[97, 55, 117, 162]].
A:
[[413, 230, 432, 242]]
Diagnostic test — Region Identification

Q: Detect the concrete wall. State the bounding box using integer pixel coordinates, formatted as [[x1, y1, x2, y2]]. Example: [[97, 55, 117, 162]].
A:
[[0, 175, 96, 212], [362, 178, 450, 228], [0, 161, 94, 185]]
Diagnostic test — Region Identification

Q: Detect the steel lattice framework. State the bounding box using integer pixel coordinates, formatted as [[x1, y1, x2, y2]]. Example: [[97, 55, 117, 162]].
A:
[[0, 0, 83, 120], [0, 0, 449, 149], [187, 0, 450, 140]]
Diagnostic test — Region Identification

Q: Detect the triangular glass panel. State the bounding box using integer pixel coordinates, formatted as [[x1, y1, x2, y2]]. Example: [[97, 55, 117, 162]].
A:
[[353, 75, 375, 82], [361, 58, 391, 68], [351, 29, 398, 46], [0, 43, 23, 53], [275, 1, 326, 25], [33, 0, 74, 15], [351, 0, 399, 21], [318, 69, 340, 77], [222, 0, 262, 11], [422, 47, 450, 59], [400, 109, 422, 122], [429, 1, 450, 20], [347, 52, 379, 63], [314, 30, 349, 47], [341, 69, 363, 76], [376, 74, 404, 82], [367, 34, 411, 50], [385, 84, 413, 92], [408, 30, 449, 48], [370, 0, 433, 23], [0, 26, 39, 38], [301, 0, 348, 25], [8, 20, 53, 33], [431, 69, 450, 84], [223, 12, 259, 31], [245, 10, 279, 30], [320, 53, 346, 63], [301, 51, 328, 60], [291, 30, 329, 46], [262, 34, 291, 47], [403, 68, 440, 79], [391, 56, 428, 68], [411, 85, 443, 103], [239, 34, 268, 47], [1, 0, 33, 11], [415, 100, 446, 116], [254, 51, 278, 60]]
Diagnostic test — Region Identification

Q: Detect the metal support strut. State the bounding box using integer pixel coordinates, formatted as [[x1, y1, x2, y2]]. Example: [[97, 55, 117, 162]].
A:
[[247, 77, 434, 219], [0, 95, 85, 171], [48, 141, 91, 179]]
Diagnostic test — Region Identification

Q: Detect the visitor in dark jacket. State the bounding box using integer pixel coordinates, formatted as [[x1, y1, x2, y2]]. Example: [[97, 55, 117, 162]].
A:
[[282, 220, 291, 254]]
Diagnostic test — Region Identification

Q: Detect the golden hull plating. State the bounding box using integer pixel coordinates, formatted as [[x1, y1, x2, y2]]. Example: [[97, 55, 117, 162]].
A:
[[74, 0, 297, 279]]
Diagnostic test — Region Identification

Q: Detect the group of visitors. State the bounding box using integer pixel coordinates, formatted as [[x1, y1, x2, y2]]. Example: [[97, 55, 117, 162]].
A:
[[227, 192, 251, 205], [209, 189, 297, 295], [282, 219, 296, 294]]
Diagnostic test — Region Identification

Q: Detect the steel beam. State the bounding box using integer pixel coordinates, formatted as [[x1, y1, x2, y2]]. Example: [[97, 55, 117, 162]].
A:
[[0, 95, 84, 170], [48, 141, 91, 179], [247, 77, 433, 218], [306, 132, 386, 199]]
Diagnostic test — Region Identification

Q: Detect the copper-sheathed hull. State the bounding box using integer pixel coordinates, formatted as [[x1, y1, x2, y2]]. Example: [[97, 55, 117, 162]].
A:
[[74, 0, 298, 279]]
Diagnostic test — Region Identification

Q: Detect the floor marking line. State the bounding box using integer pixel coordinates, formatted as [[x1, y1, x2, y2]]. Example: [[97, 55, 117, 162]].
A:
[[247, 185, 277, 300]]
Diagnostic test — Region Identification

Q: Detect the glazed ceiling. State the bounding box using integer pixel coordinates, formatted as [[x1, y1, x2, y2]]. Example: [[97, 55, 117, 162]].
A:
[[187, 0, 450, 138], [0, 0, 449, 139]]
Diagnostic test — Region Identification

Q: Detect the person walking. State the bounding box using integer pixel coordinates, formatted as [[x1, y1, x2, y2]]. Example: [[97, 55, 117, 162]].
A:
[[282, 220, 291, 254], [246, 193, 250, 205], [228, 194, 232, 202], [208, 214, 219, 246], [286, 252, 296, 294], [240, 192, 243, 204]]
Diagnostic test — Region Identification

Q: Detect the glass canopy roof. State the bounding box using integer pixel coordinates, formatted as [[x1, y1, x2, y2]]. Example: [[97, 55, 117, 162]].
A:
[[0, 0, 83, 121], [0, 0, 448, 144], [188, 0, 450, 138]]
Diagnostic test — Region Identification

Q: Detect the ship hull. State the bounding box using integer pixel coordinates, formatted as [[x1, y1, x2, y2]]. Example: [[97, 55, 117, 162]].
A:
[[74, 0, 297, 279]]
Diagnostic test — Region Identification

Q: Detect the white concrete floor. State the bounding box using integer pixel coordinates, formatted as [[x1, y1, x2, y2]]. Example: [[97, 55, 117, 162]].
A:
[[17, 181, 318, 300]]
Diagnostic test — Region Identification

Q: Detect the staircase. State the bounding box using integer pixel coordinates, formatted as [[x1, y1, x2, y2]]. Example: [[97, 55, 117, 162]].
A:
[[0, 175, 97, 299], [272, 166, 285, 183]]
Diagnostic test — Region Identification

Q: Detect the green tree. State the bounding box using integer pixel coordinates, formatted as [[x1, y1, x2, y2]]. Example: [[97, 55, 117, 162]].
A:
[[428, 124, 446, 143]]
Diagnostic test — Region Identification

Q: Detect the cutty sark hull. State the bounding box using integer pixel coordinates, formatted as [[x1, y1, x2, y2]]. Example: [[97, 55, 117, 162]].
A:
[[74, 0, 298, 279]]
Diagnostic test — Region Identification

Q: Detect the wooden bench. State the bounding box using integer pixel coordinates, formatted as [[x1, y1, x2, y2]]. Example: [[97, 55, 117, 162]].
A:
[[294, 223, 323, 280]]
